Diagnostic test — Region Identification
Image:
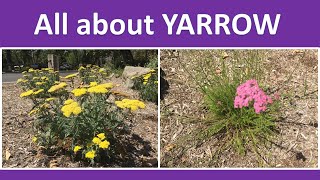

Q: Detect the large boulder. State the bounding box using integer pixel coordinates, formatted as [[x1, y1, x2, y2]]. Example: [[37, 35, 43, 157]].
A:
[[122, 66, 151, 79], [122, 66, 150, 88]]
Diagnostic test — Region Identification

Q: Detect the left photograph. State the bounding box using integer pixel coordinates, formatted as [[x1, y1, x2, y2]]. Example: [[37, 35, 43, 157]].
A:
[[2, 49, 158, 168]]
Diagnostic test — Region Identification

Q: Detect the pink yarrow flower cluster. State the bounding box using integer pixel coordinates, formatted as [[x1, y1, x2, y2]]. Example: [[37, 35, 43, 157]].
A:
[[234, 79, 273, 114]]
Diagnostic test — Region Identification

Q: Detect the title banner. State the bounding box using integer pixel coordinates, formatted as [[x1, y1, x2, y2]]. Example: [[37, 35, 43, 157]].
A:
[[0, 0, 319, 47]]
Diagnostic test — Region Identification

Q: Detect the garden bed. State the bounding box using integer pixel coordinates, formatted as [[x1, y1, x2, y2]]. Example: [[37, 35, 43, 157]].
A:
[[2, 76, 158, 168]]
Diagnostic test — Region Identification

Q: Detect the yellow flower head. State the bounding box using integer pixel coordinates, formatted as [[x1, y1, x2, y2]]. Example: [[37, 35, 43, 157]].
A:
[[33, 89, 44, 95], [143, 73, 152, 80], [78, 66, 85, 71], [115, 99, 146, 111], [88, 86, 108, 94], [17, 78, 24, 83], [45, 97, 56, 102], [85, 150, 96, 159], [48, 82, 67, 93], [92, 137, 102, 145], [97, 133, 106, 140], [71, 88, 87, 97], [35, 82, 44, 85], [73, 146, 82, 153], [99, 140, 110, 149], [40, 103, 50, 109], [41, 76, 49, 81], [33, 77, 40, 80], [89, 82, 98, 87], [64, 99, 74, 105], [99, 68, 105, 73], [28, 109, 39, 116], [61, 101, 82, 117], [20, 90, 34, 98], [32, 136, 37, 143], [73, 106, 82, 115], [149, 69, 156, 73], [99, 83, 113, 89], [28, 68, 35, 73], [65, 73, 78, 79]]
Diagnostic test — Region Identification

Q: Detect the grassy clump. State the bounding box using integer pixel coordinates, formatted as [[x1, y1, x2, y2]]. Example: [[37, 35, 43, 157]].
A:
[[185, 50, 281, 157]]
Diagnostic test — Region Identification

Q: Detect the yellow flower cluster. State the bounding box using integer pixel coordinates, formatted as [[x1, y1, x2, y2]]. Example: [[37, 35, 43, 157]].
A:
[[45, 97, 56, 102], [35, 82, 44, 85], [61, 99, 82, 117], [79, 133, 110, 159], [28, 68, 35, 73], [73, 146, 82, 153], [28, 109, 39, 116], [65, 73, 78, 79], [20, 90, 34, 98], [71, 88, 87, 97], [41, 76, 49, 81], [33, 89, 44, 95], [48, 82, 67, 93], [32, 136, 37, 143], [142, 70, 156, 85], [92, 133, 110, 149], [115, 99, 146, 111], [90, 82, 98, 87], [85, 150, 96, 159], [78, 66, 86, 71], [87, 82, 113, 94], [17, 78, 25, 83], [99, 68, 105, 73]]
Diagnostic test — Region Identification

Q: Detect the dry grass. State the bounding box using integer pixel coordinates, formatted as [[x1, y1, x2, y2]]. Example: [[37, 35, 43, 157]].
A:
[[160, 49, 318, 168]]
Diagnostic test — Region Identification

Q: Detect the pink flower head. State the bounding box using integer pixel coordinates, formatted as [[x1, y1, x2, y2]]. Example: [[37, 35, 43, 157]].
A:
[[234, 79, 273, 114]]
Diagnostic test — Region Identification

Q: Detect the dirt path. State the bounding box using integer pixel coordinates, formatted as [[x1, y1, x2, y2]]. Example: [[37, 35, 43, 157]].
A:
[[160, 50, 318, 168], [2, 77, 158, 168]]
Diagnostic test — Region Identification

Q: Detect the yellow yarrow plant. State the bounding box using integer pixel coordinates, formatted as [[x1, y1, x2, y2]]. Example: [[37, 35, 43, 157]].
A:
[[61, 101, 82, 117], [73, 146, 82, 153], [115, 99, 146, 111], [85, 150, 96, 159], [65, 73, 78, 79], [71, 88, 87, 97], [99, 140, 110, 149], [48, 82, 67, 93], [33, 89, 44, 95], [20, 90, 34, 98]]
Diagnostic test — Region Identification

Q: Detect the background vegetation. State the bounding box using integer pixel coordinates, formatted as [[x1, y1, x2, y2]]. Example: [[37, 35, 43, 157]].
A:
[[2, 50, 158, 72]]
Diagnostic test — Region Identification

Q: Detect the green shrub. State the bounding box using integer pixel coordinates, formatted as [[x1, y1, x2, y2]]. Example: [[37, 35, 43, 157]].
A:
[[18, 69, 146, 165], [132, 69, 158, 104], [78, 64, 109, 84]]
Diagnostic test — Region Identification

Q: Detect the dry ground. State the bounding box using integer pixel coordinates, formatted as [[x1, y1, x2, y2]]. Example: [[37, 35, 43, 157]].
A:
[[2, 77, 158, 168], [160, 50, 318, 168]]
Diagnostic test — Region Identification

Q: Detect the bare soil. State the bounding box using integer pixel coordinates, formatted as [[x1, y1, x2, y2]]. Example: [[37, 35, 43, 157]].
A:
[[160, 50, 318, 168], [2, 77, 158, 168]]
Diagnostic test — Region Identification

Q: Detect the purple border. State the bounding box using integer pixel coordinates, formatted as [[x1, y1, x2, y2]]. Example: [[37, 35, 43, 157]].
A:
[[0, 170, 320, 179], [0, 0, 319, 47]]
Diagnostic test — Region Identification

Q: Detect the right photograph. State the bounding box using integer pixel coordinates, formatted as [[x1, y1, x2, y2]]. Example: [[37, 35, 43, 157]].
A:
[[160, 49, 318, 168]]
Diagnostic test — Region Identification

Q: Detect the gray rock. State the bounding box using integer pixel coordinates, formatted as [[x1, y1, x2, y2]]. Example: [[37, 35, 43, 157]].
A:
[[122, 66, 150, 88], [122, 66, 150, 79]]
